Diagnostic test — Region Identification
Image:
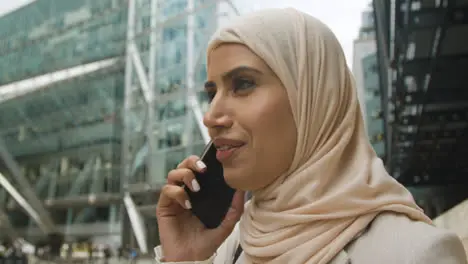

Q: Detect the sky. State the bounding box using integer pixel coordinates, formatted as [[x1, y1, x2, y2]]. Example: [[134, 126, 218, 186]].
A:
[[249, 0, 370, 65], [0, 0, 370, 65], [0, 0, 33, 16]]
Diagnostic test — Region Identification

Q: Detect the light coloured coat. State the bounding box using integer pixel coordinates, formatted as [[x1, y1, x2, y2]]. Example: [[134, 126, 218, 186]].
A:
[[157, 212, 468, 264]]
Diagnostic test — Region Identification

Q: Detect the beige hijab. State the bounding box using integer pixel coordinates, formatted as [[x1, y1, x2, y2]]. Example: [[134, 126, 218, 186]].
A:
[[207, 8, 432, 264]]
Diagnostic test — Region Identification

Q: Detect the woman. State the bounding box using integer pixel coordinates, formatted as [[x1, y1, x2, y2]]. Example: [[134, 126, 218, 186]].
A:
[[154, 8, 467, 264]]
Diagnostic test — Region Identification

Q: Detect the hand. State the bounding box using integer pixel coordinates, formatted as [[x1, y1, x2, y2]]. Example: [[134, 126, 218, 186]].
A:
[[156, 155, 245, 262]]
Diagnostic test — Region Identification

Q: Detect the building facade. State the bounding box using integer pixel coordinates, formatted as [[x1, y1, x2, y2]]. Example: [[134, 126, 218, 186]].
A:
[[0, 0, 239, 252], [352, 3, 385, 159], [361, 53, 385, 157]]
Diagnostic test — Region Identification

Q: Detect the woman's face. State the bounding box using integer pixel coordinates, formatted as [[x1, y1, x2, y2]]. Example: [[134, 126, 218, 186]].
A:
[[203, 43, 297, 191]]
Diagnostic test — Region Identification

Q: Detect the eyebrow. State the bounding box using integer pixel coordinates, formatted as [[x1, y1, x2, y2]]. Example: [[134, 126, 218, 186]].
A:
[[204, 66, 263, 90], [222, 66, 263, 79]]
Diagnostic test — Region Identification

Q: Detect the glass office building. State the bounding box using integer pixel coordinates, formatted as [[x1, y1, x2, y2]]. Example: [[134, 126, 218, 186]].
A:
[[353, 4, 385, 159], [0, 0, 239, 251], [362, 53, 385, 158]]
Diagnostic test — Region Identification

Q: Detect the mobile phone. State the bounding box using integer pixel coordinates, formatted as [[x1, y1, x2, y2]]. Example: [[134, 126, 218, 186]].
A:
[[184, 141, 236, 229]]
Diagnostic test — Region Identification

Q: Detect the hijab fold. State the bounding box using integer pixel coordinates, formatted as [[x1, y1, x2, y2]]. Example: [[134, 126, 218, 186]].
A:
[[207, 8, 431, 264]]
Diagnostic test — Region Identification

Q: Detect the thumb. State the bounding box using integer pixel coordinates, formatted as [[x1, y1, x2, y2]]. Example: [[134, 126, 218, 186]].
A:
[[209, 190, 245, 244]]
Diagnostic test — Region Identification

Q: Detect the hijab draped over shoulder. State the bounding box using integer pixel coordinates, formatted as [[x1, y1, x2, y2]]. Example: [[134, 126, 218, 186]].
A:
[[206, 8, 432, 264]]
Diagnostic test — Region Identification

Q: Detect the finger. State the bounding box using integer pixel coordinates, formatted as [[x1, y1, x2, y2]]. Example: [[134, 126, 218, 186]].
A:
[[157, 184, 192, 210], [210, 190, 245, 241], [167, 168, 200, 192], [177, 155, 207, 173]]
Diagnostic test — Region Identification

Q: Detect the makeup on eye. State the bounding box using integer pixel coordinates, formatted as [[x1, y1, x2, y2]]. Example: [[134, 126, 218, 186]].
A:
[[231, 76, 256, 93], [204, 65, 262, 101], [204, 81, 216, 101], [205, 90, 216, 102], [203, 76, 255, 102]]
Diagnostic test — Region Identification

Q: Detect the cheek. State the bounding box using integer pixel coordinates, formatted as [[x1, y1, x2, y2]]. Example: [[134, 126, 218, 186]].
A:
[[240, 92, 297, 186], [256, 98, 296, 159], [243, 94, 287, 141]]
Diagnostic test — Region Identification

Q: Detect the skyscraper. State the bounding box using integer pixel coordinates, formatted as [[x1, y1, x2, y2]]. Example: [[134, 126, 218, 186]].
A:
[[0, 0, 240, 252], [352, 3, 385, 158]]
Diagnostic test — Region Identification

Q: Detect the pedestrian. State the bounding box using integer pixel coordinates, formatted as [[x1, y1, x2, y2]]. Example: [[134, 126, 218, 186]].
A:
[[154, 7, 467, 264]]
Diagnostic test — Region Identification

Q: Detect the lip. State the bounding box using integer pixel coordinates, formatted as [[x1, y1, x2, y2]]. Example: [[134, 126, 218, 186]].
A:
[[213, 137, 245, 162], [212, 137, 245, 148], [215, 145, 244, 162]]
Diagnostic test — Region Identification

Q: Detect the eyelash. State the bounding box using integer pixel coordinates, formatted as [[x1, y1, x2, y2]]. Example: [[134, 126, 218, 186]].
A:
[[206, 77, 256, 102], [233, 77, 256, 92]]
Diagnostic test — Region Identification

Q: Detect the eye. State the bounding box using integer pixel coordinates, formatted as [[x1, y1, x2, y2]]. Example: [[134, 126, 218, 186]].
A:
[[232, 77, 256, 93], [203, 81, 217, 102]]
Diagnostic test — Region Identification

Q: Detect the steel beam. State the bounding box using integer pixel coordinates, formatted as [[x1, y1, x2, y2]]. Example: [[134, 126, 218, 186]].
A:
[[129, 43, 152, 103], [123, 192, 148, 253], [0, 58, 118, 104], [119, 0, 241, 252], [184, 0, 229, 146], [90, 156, 104, 193], [0, 171, 48, 234], [68, 156, 96, 196], [121, 0, 148, 254], [121, 0, 135, 249], [185, 8, 215, 146], [43, 193, 122, 209], [184, 0, 198, 155], [0, 137, 56, 234], [147, 0, 158, 188]]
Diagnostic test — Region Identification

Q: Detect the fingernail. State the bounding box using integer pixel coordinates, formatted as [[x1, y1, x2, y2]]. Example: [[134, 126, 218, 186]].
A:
[[185, 200, 192, 209], [196, 160, 206, 170], [225, 208, 236, 221], [191, 179, 200, 192]]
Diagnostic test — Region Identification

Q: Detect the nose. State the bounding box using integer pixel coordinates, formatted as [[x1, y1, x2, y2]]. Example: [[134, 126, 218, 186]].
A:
[[203, 97, 233, 134]]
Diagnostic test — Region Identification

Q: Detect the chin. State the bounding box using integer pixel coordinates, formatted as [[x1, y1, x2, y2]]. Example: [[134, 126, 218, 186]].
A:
[[223, 169, 249, 190], [223, 172, 241, 188], [224, 171, 261, 192]]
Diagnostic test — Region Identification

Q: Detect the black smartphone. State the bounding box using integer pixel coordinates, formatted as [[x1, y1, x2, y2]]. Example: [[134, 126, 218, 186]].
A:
[[184, 140, 236, 229]]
